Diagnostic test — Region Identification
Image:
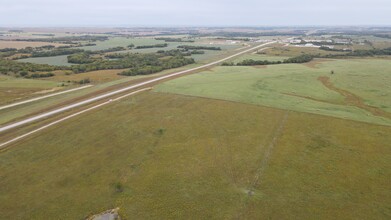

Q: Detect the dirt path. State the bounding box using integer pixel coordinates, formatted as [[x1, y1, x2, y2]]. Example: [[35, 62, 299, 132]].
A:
[[250, 111, 289, 189], [318, 76, 391, 119]]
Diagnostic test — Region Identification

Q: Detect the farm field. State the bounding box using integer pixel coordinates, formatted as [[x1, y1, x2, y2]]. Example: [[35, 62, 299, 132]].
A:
[[0, 92, 389, 219], [15, 37, 242, 66], [0, 40, 66, 49], [155, 58, 391, 126]]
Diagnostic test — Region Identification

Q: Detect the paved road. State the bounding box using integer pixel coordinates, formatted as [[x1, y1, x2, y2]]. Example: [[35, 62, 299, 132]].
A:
[[0, 41, 275, 133]]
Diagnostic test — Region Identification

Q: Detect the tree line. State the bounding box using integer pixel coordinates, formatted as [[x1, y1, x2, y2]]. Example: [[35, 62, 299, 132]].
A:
[[155, 37, 195, 42], [135, 43, 168, 49], [177, 45, 221, 50], [223, 54, 314, 66]]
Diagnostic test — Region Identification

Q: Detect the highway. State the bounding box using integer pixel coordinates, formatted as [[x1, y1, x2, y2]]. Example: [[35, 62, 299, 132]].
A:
[[0, 41, 275, 134]]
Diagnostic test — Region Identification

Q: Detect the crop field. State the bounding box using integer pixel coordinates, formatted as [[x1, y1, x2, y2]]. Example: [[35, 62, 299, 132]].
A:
[[0, 91, 389, 219], [155, 58, 391, 126], [0, 40, 66, 49]]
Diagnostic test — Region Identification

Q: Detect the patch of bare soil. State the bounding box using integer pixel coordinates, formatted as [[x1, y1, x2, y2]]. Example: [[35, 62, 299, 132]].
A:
[[303, 59, 332, 69], [86, 208, 120, 220]]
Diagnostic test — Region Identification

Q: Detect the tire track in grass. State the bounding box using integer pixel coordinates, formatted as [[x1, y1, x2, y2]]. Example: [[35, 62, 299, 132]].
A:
[[250, 111, 289, 190], [236, 110, 289, 219]]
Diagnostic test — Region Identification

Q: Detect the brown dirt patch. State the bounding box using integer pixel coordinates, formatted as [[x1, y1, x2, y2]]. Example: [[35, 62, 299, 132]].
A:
[[302, 59, 332, 69]]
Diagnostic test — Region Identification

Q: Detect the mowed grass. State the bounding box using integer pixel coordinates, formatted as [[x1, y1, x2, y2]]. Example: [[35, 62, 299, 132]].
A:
[[155, 58, 391, 126], [0, 75, 60, 105], [17, 55, 73, 66], [0, 92, 390, 219]]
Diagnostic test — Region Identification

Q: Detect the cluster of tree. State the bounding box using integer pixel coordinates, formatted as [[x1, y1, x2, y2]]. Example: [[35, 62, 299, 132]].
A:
[[78, 78, 91, 84], [283, 54, 314, 63], [235, 59, 282, 66], [12, 35, 109, 43], [94, 46, 126, 53], [373, 34, 391, 39], [69, 53, 190, 73], [135, 43, 168, 49], [30, 48, 85, 57], [67, 52, 96, 64], [322, 47, 391, 58], [177, 45, 221, 50], [319, 46, 351, 52], [29, 72, 55, 78], [119, 55, 194, 76], [0, 48, 17, 52], [216, 37, 250, 41], [157, 49, 191, 56], [155, 37, 195, 42], [233, 54, 314, 66], [157, 49, 205, 56], [0, 59, 66, 76]]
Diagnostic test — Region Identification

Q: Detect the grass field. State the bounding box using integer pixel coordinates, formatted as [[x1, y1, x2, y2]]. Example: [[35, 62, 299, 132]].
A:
[[0, 92, 389, 219], [0, 75, 61, 105], [47, 69, 126, 83], [17, 55, 74, 66], [264, 44, 348, 57], [155, 58, 391, 126]]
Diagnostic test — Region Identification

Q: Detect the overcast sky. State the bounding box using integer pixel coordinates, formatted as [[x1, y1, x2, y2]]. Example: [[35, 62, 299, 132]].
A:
[[1, 0, 390, 27]]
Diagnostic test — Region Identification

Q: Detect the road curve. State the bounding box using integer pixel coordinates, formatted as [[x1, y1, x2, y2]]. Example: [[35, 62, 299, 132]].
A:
[[0, 41, 275, 133]]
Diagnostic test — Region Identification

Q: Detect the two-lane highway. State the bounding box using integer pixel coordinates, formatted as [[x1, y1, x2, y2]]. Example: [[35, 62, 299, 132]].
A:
[[0, 41, 275, 134]]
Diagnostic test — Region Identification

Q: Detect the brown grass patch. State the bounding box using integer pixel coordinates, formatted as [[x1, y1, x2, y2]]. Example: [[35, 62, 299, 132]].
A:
[[48, 69, 126, 83]]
